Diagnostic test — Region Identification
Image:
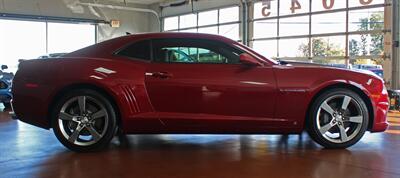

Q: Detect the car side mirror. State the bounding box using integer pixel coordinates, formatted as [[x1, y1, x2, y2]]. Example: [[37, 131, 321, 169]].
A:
[[1, 65, 8, 70], [239, 53, 261, 66]]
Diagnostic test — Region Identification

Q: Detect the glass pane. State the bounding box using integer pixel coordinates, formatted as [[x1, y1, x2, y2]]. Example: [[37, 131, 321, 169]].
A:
[[349, 34, 384, 57], [252, 40, 277, 58], [219, 24, 240, 41], [279, 16, 309, 37], [348, 7, 384, 32], [280, 0, 310, 16], [253, 1, 278, 19], [312, 0, 346, 12], [180, 13, 197, 29], [349, 0, 385, 7], [279, 38, 309, 57], [219, 6, 239, 23], [198, 10, 218, 26], [48, 23, 95, 53], [164, 16, 179, 31], [0, 20, 46, 72], [198, 26, 218, 35], [312, 12, 346, 34], [311, 36, 345, 57], [179, 28, 197, 33], [253, 19, 277, 39]]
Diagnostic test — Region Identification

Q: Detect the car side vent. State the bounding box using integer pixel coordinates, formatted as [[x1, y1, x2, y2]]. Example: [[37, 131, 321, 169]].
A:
[[121, 85, 140, 114]]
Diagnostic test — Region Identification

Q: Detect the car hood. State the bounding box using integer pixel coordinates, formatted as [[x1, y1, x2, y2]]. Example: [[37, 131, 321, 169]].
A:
[[283, 61, 382, 80]]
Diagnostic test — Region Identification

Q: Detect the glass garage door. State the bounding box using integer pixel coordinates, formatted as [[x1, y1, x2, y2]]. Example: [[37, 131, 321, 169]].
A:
[[0, 20, 47, 72], [163, 6, 241, 41], [251, 0, 390, 82], [0, 19, 96, 73], [48, 22, 95, 54]]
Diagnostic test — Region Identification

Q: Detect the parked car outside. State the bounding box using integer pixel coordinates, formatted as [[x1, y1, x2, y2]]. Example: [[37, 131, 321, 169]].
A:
[[0, 65, 14, 108], [37, 53, 67, 59], [388, 90, 400, 111], [353, 64, 384, 79], [326, 63, 353, 69]]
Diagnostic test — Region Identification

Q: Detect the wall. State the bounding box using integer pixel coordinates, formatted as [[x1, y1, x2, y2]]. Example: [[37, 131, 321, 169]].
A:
[[383, 0, 393, 86], [0, 0, 160, 42]]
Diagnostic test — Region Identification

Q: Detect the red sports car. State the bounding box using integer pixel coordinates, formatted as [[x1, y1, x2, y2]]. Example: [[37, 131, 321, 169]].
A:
[[12, 33, 389, 152]]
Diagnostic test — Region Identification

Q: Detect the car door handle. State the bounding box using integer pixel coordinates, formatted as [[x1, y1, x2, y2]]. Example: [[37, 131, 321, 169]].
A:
[[146, 72, 173, 79]]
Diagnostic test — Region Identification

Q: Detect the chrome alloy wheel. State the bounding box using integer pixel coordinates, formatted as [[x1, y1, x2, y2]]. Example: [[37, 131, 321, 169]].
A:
[[316, 94, 365, 143], [58, 96, 109, 146]]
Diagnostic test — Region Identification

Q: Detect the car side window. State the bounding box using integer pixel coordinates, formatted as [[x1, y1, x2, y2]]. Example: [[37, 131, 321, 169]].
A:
[[116, 40, 151, 61], [152, 38, 242, 64], [160, 47, 229, 63]]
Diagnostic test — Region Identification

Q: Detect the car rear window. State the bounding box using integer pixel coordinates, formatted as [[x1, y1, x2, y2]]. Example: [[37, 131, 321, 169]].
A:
[[116, 40, 151, 61]]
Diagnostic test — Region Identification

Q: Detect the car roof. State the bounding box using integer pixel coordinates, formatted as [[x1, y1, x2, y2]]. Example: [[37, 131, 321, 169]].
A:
[[65, 32, 238, 59], [109, 32, 236, 45], [125, 32, 230, 39]]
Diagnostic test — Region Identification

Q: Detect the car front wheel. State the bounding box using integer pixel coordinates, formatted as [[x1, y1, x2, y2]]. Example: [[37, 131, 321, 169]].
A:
[[52, 89, 117, 152], [307, 88, 369, 149]]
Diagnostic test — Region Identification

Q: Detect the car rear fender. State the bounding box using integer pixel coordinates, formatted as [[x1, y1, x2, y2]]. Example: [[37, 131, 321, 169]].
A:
[[46, 57, 154, 130]]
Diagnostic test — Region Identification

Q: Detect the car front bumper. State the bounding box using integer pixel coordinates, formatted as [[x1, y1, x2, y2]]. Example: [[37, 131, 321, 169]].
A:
[[370, 100, 390, 132]]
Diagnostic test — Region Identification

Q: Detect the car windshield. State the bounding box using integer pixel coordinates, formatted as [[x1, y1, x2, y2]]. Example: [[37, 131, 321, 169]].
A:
[[232, 43, 278, 65]]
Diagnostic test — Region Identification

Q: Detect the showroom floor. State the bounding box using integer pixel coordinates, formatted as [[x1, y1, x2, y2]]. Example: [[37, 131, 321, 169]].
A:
[[0, 106, 399, 178]]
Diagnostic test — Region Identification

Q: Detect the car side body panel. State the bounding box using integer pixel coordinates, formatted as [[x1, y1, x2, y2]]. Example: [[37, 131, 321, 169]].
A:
[[11, 33, 388, 134]]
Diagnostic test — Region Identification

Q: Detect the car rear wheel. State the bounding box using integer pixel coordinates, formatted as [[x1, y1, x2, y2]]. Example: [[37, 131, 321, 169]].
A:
[[52, 89, 117, 152], [307, 88, 369, 149]]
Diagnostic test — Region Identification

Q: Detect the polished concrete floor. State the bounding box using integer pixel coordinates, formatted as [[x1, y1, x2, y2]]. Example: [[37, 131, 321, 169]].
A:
[[0, 105, 399, 178]]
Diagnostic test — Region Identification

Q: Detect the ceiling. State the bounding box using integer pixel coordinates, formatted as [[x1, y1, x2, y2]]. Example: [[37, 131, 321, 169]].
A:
[[106, 0, 165, 5]]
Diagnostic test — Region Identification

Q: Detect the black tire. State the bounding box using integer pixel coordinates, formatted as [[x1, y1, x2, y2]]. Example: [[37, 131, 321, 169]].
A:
[[51, 89, 117, 152], [307, 88, 369, 149], [3, 102, 11, 109]]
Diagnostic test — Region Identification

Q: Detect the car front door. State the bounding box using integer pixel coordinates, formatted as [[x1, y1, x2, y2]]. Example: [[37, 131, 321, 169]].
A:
[[144, 38, 279, 131]]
